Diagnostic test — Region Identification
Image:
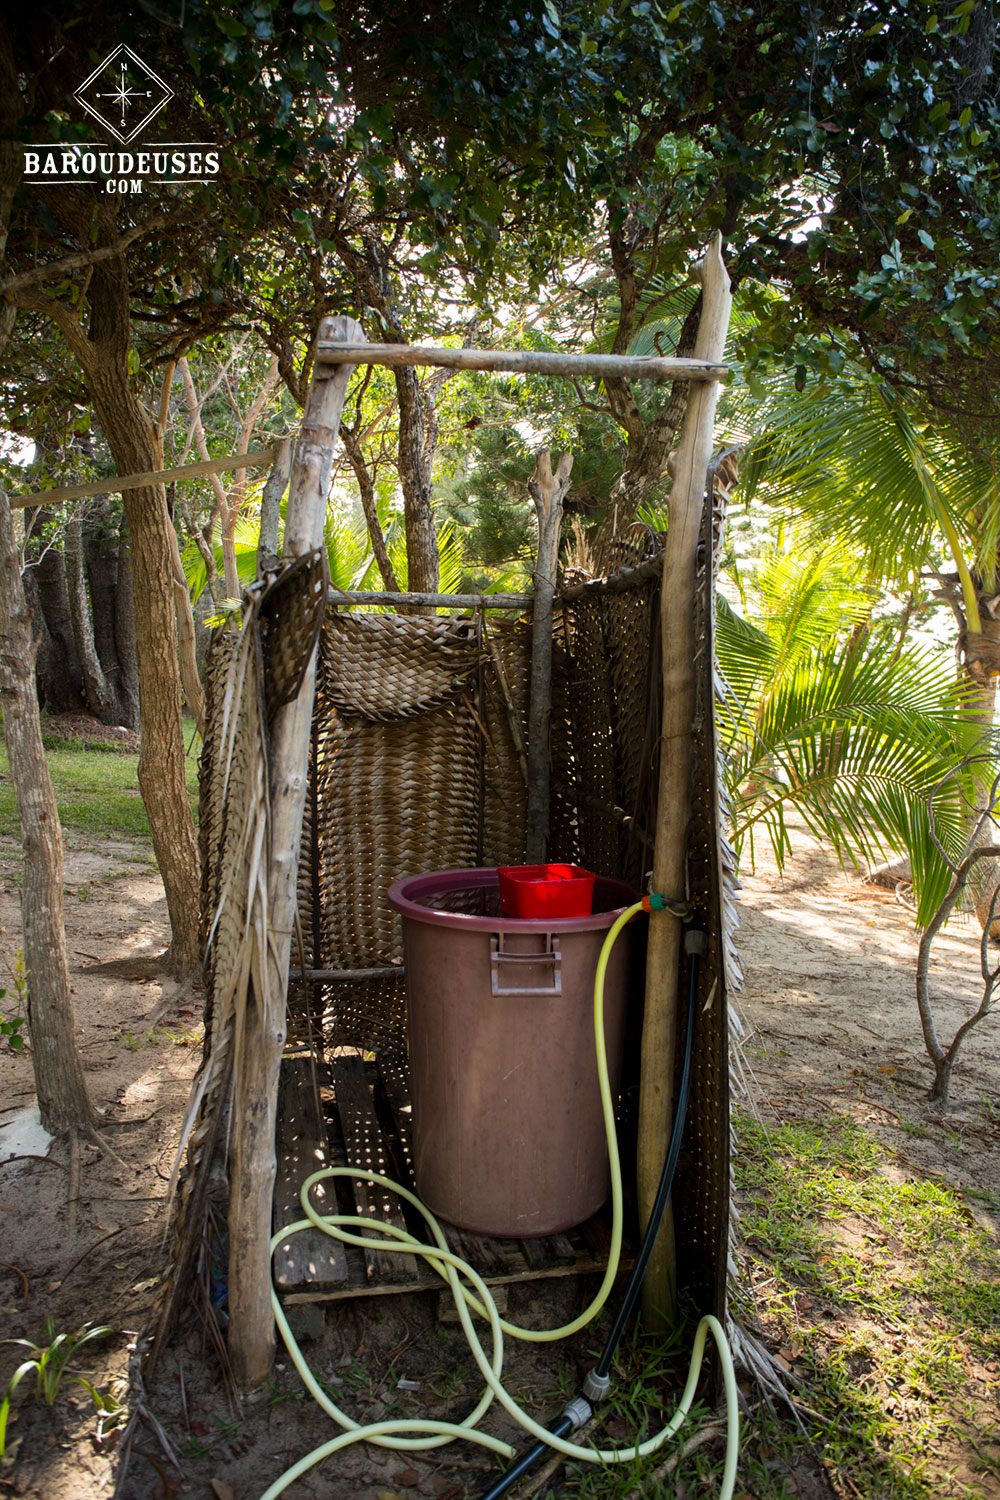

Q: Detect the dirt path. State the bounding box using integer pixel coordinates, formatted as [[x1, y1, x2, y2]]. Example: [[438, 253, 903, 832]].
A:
[[734, 831, 1000, 1231]]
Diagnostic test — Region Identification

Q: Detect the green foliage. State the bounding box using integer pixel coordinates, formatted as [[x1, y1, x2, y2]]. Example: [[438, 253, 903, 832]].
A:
[[0, 740, 199, 843], [734, 369, 996, 591], [732, 1111, 1000, 1497], [0, 988, 24, 1053], [0, 1319, 113, 1456], [716, 549, 978, 923]]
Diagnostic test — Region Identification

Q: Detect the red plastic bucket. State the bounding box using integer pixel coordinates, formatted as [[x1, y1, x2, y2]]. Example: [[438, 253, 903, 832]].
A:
[[497, 863, 595, 918]]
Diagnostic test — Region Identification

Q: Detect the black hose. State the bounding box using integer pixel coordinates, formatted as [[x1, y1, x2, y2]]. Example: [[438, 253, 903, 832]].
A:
[[478, 1413, 576, 1500], [475, 926, 705, 1500]]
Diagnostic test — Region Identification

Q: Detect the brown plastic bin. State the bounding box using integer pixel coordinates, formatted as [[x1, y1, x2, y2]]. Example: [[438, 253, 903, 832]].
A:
[[387, 867, 638, 1238]]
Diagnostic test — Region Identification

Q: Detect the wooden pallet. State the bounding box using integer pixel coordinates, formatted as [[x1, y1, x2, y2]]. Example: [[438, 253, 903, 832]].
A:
[[274, 1050, 624, 1305]]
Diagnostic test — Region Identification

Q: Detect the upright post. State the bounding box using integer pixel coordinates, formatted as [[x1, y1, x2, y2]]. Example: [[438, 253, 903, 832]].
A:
[[637, 237, 731, 1328], [525, 448, 573, 861], [227, 316, 366, 1391]]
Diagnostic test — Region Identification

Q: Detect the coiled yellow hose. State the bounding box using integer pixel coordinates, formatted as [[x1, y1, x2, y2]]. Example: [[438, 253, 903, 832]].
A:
[[260, 901, 739, 1500]]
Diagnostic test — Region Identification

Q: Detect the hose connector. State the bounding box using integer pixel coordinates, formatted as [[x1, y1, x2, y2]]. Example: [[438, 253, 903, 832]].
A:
[[561, 1395, 593, 1429], [581, 1369, 611, 1404], [642, 892, 693, 919], [685, 927, 707, 956]]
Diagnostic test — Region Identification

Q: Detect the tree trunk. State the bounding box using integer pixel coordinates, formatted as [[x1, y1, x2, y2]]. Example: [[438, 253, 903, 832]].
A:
[[638, 236, 731, 1329], [113, 529, 140, 731], [64, 512, 115, 722], [396, 364, 439, 594], [525, 449, 573, 860], [86, 364, 202, 977], [0, 486, 95, 1133], [340, 424, 400, 591], [257, 437, 292, 571], [84, 505, 138, 729], [26, 507, 85, 715]]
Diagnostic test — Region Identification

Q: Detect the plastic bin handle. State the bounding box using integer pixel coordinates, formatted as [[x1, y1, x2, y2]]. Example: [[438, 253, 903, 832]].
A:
[[489, 933, 562, 996]]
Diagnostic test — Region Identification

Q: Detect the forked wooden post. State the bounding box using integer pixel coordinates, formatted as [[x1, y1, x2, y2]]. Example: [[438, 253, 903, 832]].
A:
[[637, 236, 732, 1328], [227, 315, 366, 1391], [526, 448, 573, 861]]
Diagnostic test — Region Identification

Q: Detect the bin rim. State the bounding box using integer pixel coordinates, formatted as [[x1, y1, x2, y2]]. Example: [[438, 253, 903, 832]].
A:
[[387, 865, 639, 933]]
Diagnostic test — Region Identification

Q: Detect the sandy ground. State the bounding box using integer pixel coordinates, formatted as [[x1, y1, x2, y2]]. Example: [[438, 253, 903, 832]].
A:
[[0, 818, 997, 1499]]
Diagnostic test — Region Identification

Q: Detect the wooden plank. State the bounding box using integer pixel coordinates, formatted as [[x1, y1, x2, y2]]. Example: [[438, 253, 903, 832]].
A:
[[282, 1215, 624, 1305], [330, 1054, 418, 1284], [315, 342, 727, 383], [273, 1057, 348, 1292], [14, 446, 276, 509], [375, 1053, 511, 1278], [519, 1234, 578, 1271]]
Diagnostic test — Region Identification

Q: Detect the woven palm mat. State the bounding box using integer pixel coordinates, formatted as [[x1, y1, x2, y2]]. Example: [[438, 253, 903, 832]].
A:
[[292, 608, 529, 1054]]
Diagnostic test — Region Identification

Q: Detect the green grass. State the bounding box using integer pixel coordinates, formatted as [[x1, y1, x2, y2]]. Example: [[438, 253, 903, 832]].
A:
[[0, 735, 199, 841], [729, 1110, 1000, 1499]]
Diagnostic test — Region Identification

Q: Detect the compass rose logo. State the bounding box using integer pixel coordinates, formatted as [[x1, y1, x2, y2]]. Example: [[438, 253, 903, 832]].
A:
[[74, 45, 173, 145]]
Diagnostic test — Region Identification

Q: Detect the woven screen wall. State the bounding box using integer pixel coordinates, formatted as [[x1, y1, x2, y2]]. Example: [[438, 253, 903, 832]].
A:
[[550, 539, 664, 889], [549, 534, 730, 1329], [290, 607, 531, 1056]]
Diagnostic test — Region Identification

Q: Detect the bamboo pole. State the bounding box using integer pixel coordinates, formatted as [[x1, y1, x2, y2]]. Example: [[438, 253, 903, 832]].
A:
[[637, 236, 732, 1329], [525, 449, 573, 860], [227, 315, 366, 1392], [328, 587, 532, 609], [315, 342, 726, 383], [13, 445, 276, 509]]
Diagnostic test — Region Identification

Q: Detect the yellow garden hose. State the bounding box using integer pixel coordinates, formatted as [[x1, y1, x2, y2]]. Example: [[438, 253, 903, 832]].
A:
[[260, 901, 739, 1500]]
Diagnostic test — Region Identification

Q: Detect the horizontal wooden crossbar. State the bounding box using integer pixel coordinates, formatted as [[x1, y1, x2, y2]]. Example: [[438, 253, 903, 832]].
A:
[[315, 342, 727, 383], [13, 445, 277, 509], [328, 587, 532, 609]]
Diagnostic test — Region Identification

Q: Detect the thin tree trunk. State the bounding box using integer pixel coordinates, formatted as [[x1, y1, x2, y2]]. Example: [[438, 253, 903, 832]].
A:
[[0, 486, 94, 1133], [113, 530, 140, 730], [525, 449, 573, 860], [638, 236, 731, 1329], [257, 437, 293, 571], [84, 507, 137, 729], [339, 424, 399, 591]]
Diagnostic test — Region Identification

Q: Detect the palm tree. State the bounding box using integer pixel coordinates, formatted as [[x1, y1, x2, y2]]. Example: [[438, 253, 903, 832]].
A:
[[727, 363, 1000, 925], [716, 544, 980, 926]]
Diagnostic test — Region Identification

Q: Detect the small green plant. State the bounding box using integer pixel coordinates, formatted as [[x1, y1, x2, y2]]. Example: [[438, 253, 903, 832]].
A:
[[114, 1029, 141, 1052], [0, 991, 24, 1053], [0, 1318, 112, 1455]]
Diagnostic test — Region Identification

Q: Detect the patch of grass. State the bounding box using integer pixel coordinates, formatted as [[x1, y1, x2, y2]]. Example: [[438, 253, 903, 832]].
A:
[[731, 1109, 1000, 1498], [0, 738, 199, 842]]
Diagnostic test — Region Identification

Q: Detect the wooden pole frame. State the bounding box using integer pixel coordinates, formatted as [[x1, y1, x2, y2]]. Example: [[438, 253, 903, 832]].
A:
[[221, 302, 731, 1387], [13, 445, 277, 510], [637, 234, 732, 1327], [316, 341, 725, 383], [226, 315, 367, 1392]]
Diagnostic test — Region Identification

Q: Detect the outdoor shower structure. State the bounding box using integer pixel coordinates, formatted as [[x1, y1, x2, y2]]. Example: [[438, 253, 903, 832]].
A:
[[148, 238, 740, 1394]]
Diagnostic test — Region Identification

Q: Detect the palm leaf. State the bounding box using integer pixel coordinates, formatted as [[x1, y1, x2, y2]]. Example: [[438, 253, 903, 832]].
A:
[[720, 622, 977, 922]]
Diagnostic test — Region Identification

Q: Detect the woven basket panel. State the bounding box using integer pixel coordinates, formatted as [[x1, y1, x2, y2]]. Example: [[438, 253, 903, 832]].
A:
[[198, 626, 266, 1042], [291, 607, 529, 1053], [317, 707, 481, 967]]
